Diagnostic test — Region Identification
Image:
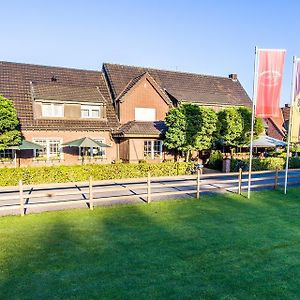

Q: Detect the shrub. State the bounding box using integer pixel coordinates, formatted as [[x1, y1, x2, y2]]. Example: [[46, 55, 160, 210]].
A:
[[230, 157, 286, 172], [206, 150, 223, 171], [0, 161, 197, 187], [288, 157, 300, 169]]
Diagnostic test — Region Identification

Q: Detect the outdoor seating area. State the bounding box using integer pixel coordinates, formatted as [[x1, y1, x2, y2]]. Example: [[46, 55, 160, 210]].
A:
[[0, 137, 111, 167]]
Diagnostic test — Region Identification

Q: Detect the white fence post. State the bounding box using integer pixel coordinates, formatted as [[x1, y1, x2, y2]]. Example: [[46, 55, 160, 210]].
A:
[[147, 172, 151, 203], [19, 180, 24, 216], [238, 168, 242, 195], [89, 176, 94, 210], [196, 169, 201, 199], [274, 167, 279, 189]]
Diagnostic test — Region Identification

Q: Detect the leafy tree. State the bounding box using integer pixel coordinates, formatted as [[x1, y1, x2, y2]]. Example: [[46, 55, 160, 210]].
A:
[[237, 107, 264, 146], [216, 107, 243, 146], [254, 117, 264, 139], [164, 106, 186, 153], [216, 107, 264, 147], [164, 103, 217, 160], [195, 106, 218, 150], [0, 95, 21, 150]]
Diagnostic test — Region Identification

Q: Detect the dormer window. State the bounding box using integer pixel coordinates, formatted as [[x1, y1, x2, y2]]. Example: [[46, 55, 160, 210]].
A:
[[41, 103, 64, 117], [81, 104, 103, 119]]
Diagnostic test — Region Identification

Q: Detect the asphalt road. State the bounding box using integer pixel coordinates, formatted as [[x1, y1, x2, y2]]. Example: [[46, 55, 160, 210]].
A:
[[0, 169, 299, 216]]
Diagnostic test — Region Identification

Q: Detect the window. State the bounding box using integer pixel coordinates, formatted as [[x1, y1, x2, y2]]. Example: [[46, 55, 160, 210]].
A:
[[42, 103, 64, 117], [33, 139, 47, 159], [81, 105, 102, 118], [135, 108, 156, 121], [144, 141, 152, 159], [144, 140, 162, 159], [0, 149, 14, 160], [33, 138, 62, 160], [153, 141, 162, 158]]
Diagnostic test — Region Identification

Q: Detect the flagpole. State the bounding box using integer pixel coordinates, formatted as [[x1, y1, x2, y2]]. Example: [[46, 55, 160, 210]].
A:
[[284, 56, 297, 194], [247, 46, 259, 199]]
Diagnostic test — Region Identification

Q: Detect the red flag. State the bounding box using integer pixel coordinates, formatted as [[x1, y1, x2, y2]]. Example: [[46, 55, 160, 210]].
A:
[[255, 49, 285, 118]]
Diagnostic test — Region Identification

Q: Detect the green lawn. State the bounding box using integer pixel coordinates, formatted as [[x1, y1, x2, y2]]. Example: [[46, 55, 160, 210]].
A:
[[1, 189, 300, 299]]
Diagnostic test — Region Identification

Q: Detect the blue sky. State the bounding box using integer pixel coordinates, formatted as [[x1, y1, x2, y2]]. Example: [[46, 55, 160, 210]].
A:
[[0, 0, 298, 105]]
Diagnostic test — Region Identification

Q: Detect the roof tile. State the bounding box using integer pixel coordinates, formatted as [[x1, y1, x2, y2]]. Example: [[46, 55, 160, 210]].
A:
[[0, 61, 119, 131]]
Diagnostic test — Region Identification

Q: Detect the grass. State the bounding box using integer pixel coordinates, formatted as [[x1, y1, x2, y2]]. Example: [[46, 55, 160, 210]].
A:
[[1, 189, 300, 299]]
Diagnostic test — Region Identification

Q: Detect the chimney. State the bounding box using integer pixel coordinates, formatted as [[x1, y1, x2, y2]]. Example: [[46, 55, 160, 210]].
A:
[[229, 74, 237, 81]]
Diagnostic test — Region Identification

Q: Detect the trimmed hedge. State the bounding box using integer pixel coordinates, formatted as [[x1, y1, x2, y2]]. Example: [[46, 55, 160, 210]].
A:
[[0, 162, 197, 187], [230, 157, 293, 172]]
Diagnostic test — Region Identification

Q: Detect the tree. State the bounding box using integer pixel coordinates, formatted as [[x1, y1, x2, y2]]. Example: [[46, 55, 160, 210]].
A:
[[0, 95, 21, 150], [216, 108, 243, 146], [254, 117, 264, 139], [164, 106, 186, 153], [216, 107, 264, 147], [164, 103, 217, 160], [236, 107, 264, 146], [195, 106, 218, 151]]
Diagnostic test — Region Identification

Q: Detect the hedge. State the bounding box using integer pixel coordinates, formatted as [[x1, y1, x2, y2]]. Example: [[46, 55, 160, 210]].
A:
[[0, 162, 197, 187], [230, 157, 300, 172]]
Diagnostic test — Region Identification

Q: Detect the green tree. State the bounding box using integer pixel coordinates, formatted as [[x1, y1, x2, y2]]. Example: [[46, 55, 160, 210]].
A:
[[254, 117, 264, 139], [216, 107, 264, 147], [195, 106, 218, 151], [164, 103, 217, 161], [164, 106, 186, 153], [0, 95, 21, 150], [216, 107, 243, 146], [237, 107, 264, 146]]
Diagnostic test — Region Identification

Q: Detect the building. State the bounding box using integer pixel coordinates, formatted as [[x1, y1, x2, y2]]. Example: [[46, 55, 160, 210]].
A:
[[0, 61, 254, 166], [103, 63, 252, 162]]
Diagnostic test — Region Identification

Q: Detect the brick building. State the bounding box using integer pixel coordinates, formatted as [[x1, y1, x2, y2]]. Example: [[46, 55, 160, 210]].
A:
[[0, 60, 274, 166]]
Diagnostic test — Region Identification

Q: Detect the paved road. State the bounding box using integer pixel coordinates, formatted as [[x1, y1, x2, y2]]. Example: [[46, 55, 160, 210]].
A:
[[0, 169, 299, 216]]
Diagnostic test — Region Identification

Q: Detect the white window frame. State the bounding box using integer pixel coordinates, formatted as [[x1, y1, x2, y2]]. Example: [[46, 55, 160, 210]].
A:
[[81, 105, 102, 119], [144, 140, 163, 159], [135, 108, 156, 121], [41, 103, 64, 117], [33, 138, 63, 160]]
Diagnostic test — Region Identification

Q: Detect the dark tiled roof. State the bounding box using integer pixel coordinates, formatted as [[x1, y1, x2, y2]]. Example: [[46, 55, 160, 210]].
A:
[[114, 121, 166, 137], [116, 72, 146, 101], [0, 61, 119, 131], [103, 63, 252, 107], [32, 83, 107, 103]]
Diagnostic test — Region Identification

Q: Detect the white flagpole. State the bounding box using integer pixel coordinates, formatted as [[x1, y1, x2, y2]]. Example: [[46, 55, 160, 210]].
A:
[[247, 47, 259, 199], [284, 56, 297, 194]]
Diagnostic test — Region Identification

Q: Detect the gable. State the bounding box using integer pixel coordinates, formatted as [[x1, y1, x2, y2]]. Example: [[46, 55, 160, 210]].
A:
[[118, 76, 170, 123], [119, 74, 172, 106]]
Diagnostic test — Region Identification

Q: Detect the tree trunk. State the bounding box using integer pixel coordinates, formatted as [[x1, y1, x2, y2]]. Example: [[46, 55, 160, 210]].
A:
[[186, 150, 190, 162]]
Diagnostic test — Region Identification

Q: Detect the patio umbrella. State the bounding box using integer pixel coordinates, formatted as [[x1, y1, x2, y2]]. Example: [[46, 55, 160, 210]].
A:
[[9, 140, 45, 150], [252, 136, 287, 148], [62, 137, 111, 164], [8, 140, 45, 167], [62, 137, 111, 148]]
